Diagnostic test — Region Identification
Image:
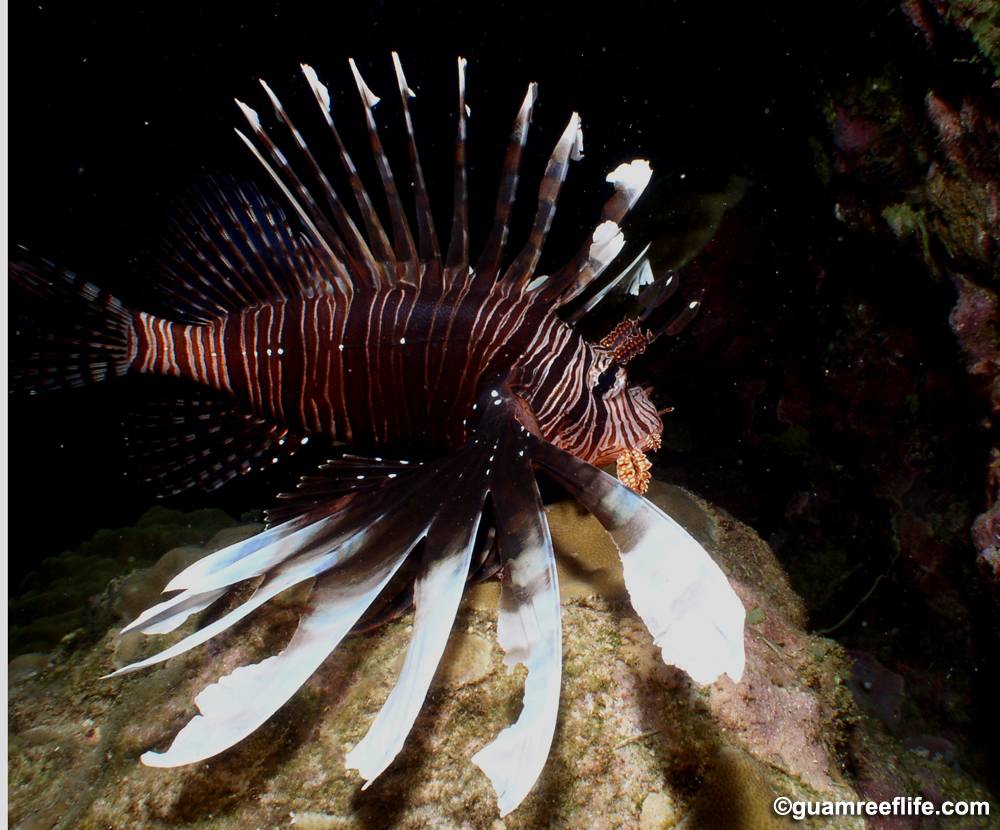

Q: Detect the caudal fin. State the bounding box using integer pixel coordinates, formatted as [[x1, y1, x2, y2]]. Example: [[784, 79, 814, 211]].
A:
[[10, 251, 133, 392]]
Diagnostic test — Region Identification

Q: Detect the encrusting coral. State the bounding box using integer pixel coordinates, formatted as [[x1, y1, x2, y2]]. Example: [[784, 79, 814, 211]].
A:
[[9, 507, 247, 658]]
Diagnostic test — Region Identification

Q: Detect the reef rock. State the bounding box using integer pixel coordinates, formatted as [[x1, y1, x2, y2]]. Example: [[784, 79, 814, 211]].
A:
[[9, 506, 248, 658], [8, 486, 995, 829]]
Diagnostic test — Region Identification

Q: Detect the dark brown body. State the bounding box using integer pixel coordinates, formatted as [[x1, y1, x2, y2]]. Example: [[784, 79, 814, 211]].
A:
[[128, 281, 597, 458]]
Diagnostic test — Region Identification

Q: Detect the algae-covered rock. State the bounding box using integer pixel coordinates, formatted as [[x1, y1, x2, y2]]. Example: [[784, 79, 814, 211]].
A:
[[7, 490, 997, 829], [9, 507, 247, 657]]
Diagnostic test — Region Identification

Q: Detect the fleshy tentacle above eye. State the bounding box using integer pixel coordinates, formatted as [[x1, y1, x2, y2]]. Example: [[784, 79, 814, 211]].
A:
[[112, 389, 743, 811]]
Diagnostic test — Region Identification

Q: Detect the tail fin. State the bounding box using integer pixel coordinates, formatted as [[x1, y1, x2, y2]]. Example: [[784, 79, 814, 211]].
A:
[[10, 252, 133, 392]]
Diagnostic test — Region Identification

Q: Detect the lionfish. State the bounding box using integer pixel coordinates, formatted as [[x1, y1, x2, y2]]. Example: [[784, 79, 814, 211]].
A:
[[10, 54, 745, 815]]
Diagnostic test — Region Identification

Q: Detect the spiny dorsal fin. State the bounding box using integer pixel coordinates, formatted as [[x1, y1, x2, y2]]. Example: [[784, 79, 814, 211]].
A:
[[392, 52, 442, 271], [502, 111, 584, 292], [349, 59, 418, 278], [474, 83, 539, 286], [145, 178, 341, 321]]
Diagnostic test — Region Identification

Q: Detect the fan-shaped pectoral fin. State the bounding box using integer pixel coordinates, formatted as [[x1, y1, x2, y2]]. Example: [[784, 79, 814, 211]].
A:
[[528, 434, 746, 686], [141, 556, 413, 768], [138, 470, 445, 767]]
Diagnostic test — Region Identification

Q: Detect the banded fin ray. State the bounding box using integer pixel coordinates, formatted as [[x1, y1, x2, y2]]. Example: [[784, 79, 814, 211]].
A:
[[471, 419, 562, 817], [473, 82, 538, 285], [349, 59, 419, 276], [125, 397, 306, 496], [529, 434, 746, 684], [391, 51, 442, 270], [262, 70, 379, 286], [299, 63, 398, 286], [10, 254, 132, 392], [445, 57, 470, 281], [145, 179, 344, 323], [502, 111, 583, 291], [255, 78, 370, 279], [234, 96, 362, 288]]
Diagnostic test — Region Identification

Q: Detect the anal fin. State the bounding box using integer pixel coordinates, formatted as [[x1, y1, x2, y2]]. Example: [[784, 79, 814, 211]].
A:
[[126, 395, 307, 496]]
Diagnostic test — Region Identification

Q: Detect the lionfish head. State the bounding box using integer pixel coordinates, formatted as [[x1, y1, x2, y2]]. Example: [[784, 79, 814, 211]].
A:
[[585, 367, 663, 469]]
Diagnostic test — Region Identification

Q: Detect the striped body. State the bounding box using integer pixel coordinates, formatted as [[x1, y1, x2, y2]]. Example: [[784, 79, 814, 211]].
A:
[[129, 280, 662, 464]]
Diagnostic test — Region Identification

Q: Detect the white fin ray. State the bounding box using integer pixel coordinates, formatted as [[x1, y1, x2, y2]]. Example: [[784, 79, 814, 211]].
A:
[[567, 243, 654, 323], [125, 468, 445, 641], [472, 440, 562, 816], [119, 587, 229, 639], [348, 58, 381, 108], [391, 51, 416, 98], [345, 481, 489, 784], [605, 159, 653, 210], [108, 538, 357, 678], [529, 435, 745, 685], [540, 157, 654, 307], [301, 63, 332, 123], [154, 514, 337, 598], [141, 527, 426, 768], [134, 432, 496, 770], [162, 515, 311, 593], [162, 490, 413, 599]]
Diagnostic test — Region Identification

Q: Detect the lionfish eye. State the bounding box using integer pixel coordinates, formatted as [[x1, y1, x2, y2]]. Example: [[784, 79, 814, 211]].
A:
[[597, 365, 618, 391]]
